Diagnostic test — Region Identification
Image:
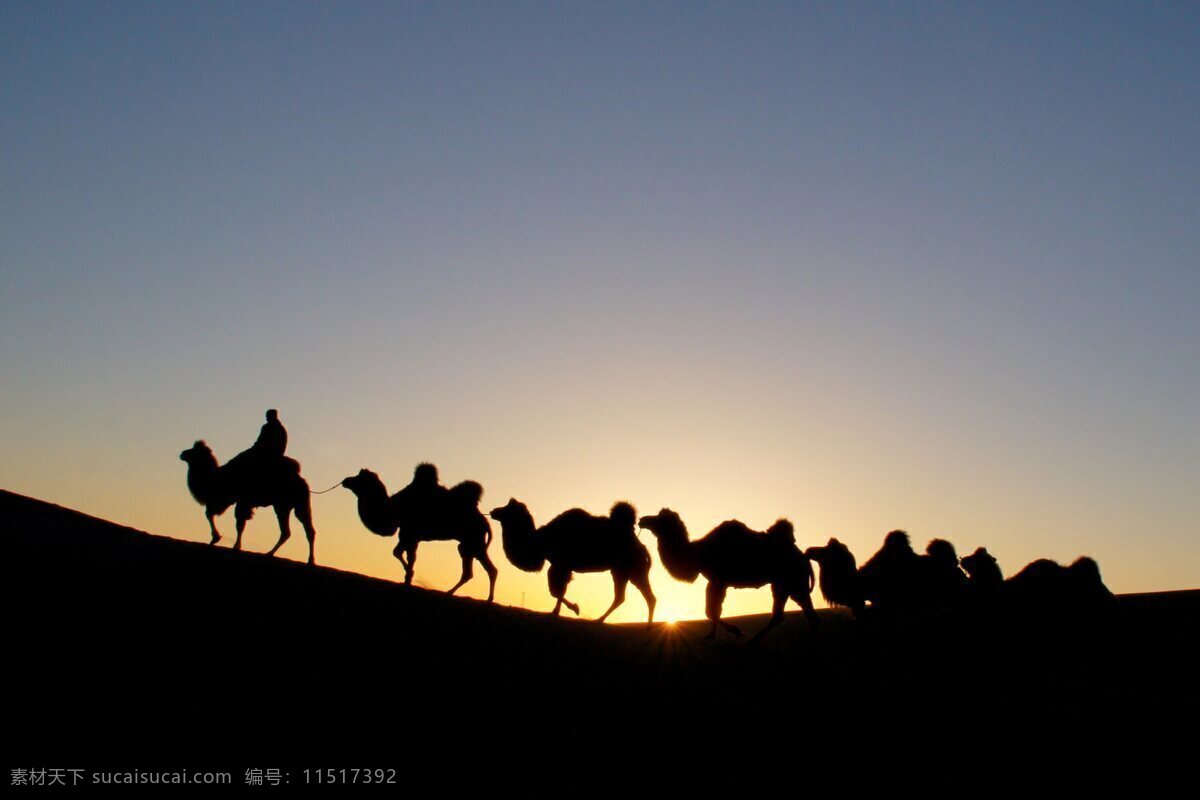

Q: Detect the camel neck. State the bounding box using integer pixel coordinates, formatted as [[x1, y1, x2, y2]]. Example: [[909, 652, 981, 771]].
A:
[[186, 458, 219, 502]]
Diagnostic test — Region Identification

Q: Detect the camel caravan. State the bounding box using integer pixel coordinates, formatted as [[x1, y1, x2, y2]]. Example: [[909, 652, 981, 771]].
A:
[[181, 410, 1117, 640]]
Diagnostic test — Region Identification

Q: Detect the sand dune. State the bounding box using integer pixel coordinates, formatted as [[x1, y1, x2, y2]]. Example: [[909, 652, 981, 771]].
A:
[[5, 488, 1195, 786]]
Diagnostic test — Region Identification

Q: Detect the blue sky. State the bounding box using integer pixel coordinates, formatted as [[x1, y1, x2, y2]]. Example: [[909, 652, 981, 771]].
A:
[[2, 2, 1196, 618]]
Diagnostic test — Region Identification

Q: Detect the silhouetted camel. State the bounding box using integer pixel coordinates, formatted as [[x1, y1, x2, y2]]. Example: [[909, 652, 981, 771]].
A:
[[804, 538, 866, 616], [179, 440, 317, 564], [489, 499, 655, 624], [638, 509, 817, 642], [341, 465, 497, 601], [917, 538, 969, 611], [857, 530, 921, 612], [962, 549, 1117, 615], [1004, 556, 1117, 613]]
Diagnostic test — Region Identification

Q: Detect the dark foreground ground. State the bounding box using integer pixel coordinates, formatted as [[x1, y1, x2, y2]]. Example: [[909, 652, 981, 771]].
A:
[[4, 489, 1197, 790]]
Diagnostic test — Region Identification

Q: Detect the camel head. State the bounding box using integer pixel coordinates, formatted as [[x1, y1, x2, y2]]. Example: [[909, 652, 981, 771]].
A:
[[807, 537, 859, 583], [960, 547, 1001, 582], [179, 440, 215, 466], [806, 537, 851, 564], [341, 468, 383, 496], [638, 508, 686, 540], [489, 498, 530, 525]]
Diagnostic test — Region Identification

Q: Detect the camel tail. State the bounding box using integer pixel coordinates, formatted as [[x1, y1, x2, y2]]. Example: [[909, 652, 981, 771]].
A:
[[634, 540, 652, 572]]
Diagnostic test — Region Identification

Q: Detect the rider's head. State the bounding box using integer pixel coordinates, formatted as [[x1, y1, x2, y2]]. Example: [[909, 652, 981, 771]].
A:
[[266, 409, 279, 422]]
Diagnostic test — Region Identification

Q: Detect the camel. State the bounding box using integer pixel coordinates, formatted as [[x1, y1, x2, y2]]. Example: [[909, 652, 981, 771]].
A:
[[488, 499, 655, 624], [638, 509, 818, 642], [917, 538, 969, 611], [341, 464, 497, 602], [804, 538, 866, 617], [961, 547, 1005, 597], [856, 531, 973, 613], [1004, 556, 1116, 613], [179, 440, 317, 564], [961, 549, 1117, 615], [857, 530, 922, 612]]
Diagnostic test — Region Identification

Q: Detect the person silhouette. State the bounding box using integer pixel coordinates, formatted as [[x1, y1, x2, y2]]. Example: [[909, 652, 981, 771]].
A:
[[223, 409, 289, 491], [252, 409, 288, 460]]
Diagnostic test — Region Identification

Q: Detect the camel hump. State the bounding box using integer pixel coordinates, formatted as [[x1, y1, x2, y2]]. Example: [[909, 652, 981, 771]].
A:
[[926, 538, 958, 564], [609, 501, 636, 529], [884, 529, 914, 553], [449, 480, 484, 507], [413, 462, 439, 484], [545, 508, 595, 530], [1013, 558, 1063, 581], [767, 518, 795, 543], [706, 520, 752, 544]]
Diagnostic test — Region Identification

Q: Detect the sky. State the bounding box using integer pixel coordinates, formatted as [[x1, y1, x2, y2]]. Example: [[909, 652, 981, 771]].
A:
[[2, 1, 1197, 622]]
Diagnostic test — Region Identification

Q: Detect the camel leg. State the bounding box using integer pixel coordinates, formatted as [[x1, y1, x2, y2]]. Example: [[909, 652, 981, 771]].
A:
[[750, 584, 789, 644], [548, 565, 579, 616], [549, 565, 567, 615], [791, 589, 820, 633], [706, 582, 739, 639], [403, 545, 417, 586], [301, 517, 316, 566], [597, 573, 628, 623], [267, 504, 291, 557], [447, 544, 474, 596], [630, 566, 656, 626], [205, 509, 221, 545], [234, 504, 253, 551], [392, 541, 408, 571], [295, 498, 316, 565], [477, 549, 498, 603]]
